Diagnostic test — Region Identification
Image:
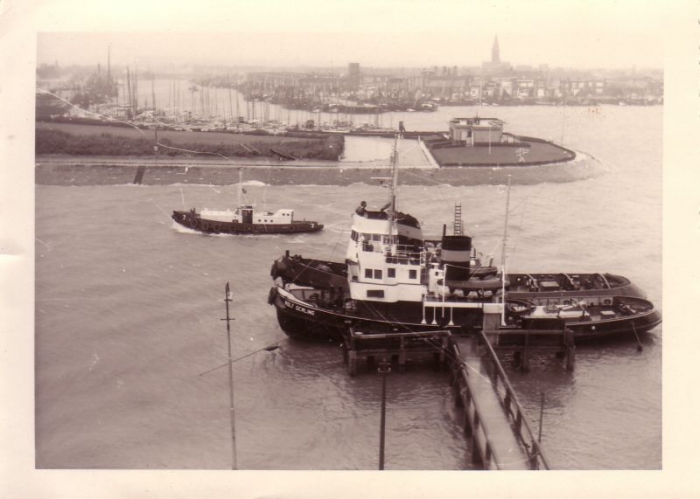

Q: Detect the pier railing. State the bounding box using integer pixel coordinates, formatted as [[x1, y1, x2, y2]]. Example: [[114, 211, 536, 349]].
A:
[[449, 340, 506, 469], [476, 330, 551, 469], [341, 327, 551, 469]]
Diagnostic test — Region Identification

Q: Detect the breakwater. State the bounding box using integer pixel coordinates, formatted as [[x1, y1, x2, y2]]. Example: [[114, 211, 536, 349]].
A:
[[35, 152, 600, 187]]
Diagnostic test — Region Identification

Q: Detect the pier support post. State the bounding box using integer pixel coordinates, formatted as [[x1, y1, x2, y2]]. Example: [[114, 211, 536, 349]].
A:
[[348, 350, 357, 376], [342, 343, 349, 365], [133, 165, 146, 184], [521, 349, 530, 372], [439, 336, 448, 369], [564, 329, 575, 371], [378, 358, 390, 470], [454, 382, 464, 408], [470, 413, 482, 466], [566, 347, 575, 371], [398, 336, 407, 372]]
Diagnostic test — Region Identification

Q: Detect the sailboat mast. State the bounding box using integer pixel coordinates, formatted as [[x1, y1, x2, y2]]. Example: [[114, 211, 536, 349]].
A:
[[235, 75, 240, 123], [151, 73, 156, 113], [126, 66, 132, 116], [228, 80, 234, 126]]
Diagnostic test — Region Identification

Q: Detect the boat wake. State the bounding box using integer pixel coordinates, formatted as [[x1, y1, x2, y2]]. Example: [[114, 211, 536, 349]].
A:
[[171, 221, 199, 234]]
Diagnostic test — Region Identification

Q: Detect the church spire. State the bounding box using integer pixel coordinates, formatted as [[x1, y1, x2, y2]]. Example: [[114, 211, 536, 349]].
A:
[[492, 35, 501, 64]]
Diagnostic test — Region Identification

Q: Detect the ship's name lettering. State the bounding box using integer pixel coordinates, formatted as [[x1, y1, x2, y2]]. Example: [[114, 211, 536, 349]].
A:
[[284, 300, 316, 316]]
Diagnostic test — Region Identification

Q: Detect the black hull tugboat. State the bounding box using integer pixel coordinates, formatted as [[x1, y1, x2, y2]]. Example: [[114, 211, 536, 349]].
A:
[[172, 208, 323, 235], [268, 139, 661, 343], [172, 170, 323, 235]]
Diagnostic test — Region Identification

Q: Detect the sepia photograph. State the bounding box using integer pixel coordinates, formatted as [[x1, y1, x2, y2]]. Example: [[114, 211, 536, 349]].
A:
[[2, 0, 699, 496]]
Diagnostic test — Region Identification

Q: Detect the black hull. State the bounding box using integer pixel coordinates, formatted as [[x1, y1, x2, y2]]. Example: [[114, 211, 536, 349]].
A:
[[273, 295, 470, 342], [271, 287, 661, 344], [172, 211, 323, 235], [558, 309, 662, 341]]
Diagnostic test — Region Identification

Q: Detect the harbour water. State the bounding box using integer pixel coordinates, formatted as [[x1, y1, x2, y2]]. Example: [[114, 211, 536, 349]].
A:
[[35, 105, 661, 470]]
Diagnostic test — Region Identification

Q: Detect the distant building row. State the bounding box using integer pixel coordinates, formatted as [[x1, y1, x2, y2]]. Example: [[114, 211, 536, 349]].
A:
[[407, 73, 663, 102], [245, 69, 662, 103]]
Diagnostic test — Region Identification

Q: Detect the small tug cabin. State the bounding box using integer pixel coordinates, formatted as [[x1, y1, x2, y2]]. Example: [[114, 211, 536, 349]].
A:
[[254, 209, 294, 224]]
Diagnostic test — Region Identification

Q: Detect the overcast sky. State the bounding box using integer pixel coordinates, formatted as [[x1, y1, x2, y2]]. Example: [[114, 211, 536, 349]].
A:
[[33, 0, 666, 70]]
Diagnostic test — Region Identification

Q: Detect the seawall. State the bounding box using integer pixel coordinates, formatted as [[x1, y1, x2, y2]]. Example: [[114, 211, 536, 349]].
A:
[[35, 153, 600, 187]]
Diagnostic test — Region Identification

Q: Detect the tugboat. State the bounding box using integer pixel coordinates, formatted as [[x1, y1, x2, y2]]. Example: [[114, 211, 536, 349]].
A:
[[268, 138, 661, 342], [172, 170, 323, 235]]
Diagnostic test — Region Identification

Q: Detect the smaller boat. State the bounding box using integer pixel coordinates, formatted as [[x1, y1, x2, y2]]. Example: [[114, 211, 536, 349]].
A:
[[172, 170, 323, 235], [505, 296, 661, 341]]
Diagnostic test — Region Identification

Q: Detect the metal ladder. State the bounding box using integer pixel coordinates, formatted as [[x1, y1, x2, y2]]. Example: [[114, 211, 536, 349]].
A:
[[453, 203, 463, 236]]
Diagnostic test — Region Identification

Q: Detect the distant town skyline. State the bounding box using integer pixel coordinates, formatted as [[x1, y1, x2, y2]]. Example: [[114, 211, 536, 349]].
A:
[[36, 31, 663, 72], [33, 0, 665, 71]]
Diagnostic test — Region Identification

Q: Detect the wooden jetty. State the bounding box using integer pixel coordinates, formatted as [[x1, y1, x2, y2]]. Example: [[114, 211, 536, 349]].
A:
[[341, 328, 563, 470], [449, 332, 550, 470], [486, 326, 576, 372], [342, 328, 451, 375]]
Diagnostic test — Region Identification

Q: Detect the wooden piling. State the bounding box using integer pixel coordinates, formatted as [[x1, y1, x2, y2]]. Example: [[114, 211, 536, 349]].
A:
[[484, 327, 576, 372], [132, 165, 146, 184], [341, 329, 451, 375]]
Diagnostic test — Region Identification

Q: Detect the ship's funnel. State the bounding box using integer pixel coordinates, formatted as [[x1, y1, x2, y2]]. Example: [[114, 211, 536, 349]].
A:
[[441, 235, 472, 281]]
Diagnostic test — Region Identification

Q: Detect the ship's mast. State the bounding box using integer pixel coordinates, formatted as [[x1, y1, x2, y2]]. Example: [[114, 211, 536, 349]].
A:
[[389, 135, 399, 219], [386, 135, 401, 247]]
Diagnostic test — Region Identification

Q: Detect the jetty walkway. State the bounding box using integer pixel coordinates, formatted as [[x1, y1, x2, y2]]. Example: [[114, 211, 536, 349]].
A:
[[449, 334, 549, 470], [342, 329, 559, 470]]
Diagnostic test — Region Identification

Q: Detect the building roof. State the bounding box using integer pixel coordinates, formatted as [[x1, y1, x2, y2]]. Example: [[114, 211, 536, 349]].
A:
[[450, 117, 505, 127]]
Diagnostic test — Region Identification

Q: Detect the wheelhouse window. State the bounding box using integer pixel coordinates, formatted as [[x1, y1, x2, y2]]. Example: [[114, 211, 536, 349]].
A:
[[363, 268, 384, 279], [409, 269, 417, 279], [388, 268, 396, 278]]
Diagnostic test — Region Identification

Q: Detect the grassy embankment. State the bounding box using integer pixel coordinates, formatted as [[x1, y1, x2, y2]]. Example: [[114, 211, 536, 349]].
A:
[[35, 122, 344, 161], [425, 134, 576, 167]]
